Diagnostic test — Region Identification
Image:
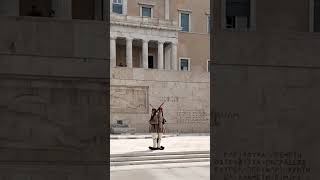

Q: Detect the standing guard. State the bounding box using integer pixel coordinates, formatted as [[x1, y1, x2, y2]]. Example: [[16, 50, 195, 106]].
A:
[[148, 104, 166, 150]]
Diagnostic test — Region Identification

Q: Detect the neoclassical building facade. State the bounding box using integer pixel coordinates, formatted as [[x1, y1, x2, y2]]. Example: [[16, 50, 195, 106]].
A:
[[110, 0, 210, 72], [110, 0, 210, 133], [110, 14, 179, 70], [0, 0, 211, 133]]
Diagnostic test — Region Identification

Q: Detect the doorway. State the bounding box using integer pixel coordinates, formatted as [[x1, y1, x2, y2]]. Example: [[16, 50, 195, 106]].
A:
[[148, 55, 154, 69]]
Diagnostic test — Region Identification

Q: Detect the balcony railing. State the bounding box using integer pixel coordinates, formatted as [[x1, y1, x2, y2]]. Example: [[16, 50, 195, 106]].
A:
[[110, 14, 179, 31]]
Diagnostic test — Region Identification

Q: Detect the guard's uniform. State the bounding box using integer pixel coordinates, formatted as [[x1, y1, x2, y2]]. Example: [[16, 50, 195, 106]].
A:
[[149, 108, 166, 149]]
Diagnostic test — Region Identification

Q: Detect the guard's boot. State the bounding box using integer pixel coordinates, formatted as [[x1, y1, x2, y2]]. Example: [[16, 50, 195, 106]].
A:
[[157, 138, 162, 150], [159, 146, 165, 150], [149, 137, 157, 150], [149, 146, 157, 150]]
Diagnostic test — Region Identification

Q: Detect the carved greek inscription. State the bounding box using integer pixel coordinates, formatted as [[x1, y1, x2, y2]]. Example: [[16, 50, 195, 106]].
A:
[[213, 152, 311, 180], [214, 111, 240, 120], [177, 110, 209, 123], [159, 96, 179, 103], [214, 111, 240, 126]]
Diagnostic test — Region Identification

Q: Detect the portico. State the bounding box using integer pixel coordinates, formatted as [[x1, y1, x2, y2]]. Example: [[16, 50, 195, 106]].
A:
[[110, 37, 177, 70], [110, 14, 179, 70]]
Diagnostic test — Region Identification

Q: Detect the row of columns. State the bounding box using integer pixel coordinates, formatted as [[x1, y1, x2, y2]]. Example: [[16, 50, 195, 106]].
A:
[[142, 40, 149, 69], [110, 37, 177, 70]]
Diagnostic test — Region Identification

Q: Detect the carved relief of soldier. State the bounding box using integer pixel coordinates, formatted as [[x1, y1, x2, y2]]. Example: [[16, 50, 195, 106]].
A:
[[148, 103, 166, 150]]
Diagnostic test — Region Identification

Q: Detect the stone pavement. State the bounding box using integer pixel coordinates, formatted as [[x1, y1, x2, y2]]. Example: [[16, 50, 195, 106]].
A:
[[110, 135, 210, 180], [110, 135, 210, 154], [110, 166, 210, 180], [110, 133, 209, 139], [111, 135, 210, 167]]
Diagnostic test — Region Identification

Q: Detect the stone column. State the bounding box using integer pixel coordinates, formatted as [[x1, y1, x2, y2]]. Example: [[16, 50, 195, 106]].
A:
[[164, 45, 171, 70], [110, 37, 117, 68], [123, 0, 128, 15], [51, 0, 72, 18], [310, 0, 314, 32], [221, 0, 226, 31], [110, 0, 113, 13], [171, 43, 177, 71], [250, 0, 256, 31], [126, 38, 133, 68], [158, 41, 164, 69], [142, 39, 149, 69], [165, 0, 170, 20], [94, 0, 101, 20]]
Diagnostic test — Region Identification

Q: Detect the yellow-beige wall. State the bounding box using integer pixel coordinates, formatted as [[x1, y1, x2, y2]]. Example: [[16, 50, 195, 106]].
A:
[[125, 0, 210, 72]]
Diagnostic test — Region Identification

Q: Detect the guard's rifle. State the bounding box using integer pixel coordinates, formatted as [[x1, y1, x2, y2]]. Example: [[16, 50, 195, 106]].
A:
[[149, 102, 165, 113], [149, 104, 156, 109], [156, 102, 166, 124], [149, 101, 165, 122], [156, 101, 165, 112]]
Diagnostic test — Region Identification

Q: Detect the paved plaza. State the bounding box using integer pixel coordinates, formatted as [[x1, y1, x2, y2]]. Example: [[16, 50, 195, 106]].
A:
[[110, 135, 210, 180], [110, 135, 210, 154], [110, 166, 210, 180]]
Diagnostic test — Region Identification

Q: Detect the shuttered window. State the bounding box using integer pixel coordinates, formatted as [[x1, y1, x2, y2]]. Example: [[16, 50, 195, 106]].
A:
[[180, 12, 190, 32], [112, 0, 123, 14], [225, 0, 250, 30]]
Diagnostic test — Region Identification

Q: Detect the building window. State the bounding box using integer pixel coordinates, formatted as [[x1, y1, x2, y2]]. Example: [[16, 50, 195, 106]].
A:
[[180, 58, 190, 71], [140, 5, 153, 17], [112, 0, 123, 14], [207, 60, 211, 72], [179, 11, 191, 32], [225, 0, 250, 31], [315, 0, 320, 32], [207, 15, 212, 33]]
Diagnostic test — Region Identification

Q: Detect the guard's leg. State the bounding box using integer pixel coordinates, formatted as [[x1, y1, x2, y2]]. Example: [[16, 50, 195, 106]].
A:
[[157, 133, 163, 149], [152, 133, 158, 148]]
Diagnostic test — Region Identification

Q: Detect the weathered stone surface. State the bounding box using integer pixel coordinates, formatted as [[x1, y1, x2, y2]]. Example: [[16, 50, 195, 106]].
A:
[[0, 16, 108, 59], [213, 64, 319, 178], [214, 32, 320, 67], [111, 85, 148, 114], [111, 68, 210, 133], [211, 33, 320, 179], [0, 16, 108, 179]]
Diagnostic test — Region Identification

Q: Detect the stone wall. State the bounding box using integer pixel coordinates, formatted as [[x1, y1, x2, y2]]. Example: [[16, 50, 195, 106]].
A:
[[111, 67, 210, 133], [212, 31, 320, 179], [178, 32, 210, 72], [214, 32, 320, 66], [0, 16, 108, 59], [0, 16, 108, 179]]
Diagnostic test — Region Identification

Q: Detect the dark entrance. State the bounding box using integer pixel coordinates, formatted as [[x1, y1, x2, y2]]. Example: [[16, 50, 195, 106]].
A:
[[148, 56, 154, 69]]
